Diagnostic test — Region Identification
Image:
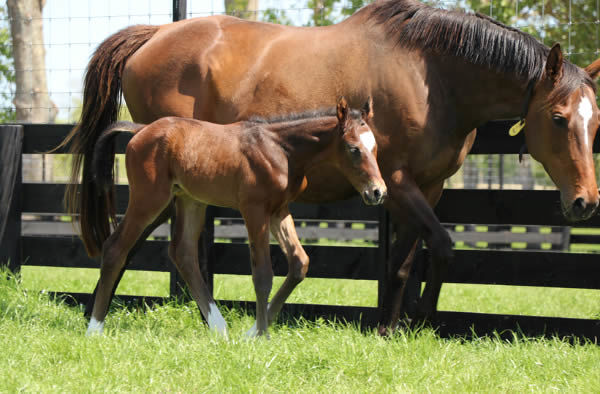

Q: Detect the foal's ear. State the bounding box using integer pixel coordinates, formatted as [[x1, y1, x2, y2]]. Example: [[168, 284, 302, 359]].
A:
[[585, 58, 600, 80], [545, 43, 564, 83], [337, 96, 349, 125], [362, 96, 374, 120]]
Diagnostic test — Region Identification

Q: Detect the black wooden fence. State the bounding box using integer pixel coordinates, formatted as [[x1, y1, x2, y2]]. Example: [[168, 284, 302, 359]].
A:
[[1, 122, 599, 341]]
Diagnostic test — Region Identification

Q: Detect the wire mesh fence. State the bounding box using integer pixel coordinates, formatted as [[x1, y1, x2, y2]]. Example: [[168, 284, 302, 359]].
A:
[[1, 0, 599, 187]]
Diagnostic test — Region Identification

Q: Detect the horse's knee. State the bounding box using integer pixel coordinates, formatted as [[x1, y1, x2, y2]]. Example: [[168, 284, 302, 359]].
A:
[[289, 251, 309, 284], [428, 230, 453, 265]]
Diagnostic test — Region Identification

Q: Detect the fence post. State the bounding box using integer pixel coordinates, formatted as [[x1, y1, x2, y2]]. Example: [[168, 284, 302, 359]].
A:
[[173, 0, 187, 22], [0, 125, 24, 273], [376, 206, 390, 319]]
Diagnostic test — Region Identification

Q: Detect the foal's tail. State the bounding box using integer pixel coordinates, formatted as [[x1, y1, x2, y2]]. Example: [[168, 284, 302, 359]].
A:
[[90, 121, 144, 253], [52, 24, 159, 257]]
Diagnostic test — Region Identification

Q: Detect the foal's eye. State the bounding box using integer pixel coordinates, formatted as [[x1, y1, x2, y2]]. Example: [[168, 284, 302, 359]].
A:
[[552, 114, 568, 128], [349, 146, 361, 158]]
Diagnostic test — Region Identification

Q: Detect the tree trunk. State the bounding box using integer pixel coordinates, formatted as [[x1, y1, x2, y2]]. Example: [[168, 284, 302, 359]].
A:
[[7, 0, 56, 182], [7, 0, 56, 122]]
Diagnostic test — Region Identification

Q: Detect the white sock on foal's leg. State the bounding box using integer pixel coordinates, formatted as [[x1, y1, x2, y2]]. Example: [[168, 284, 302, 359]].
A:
[[86, 317, 105, 336], [206, 302, 228, 336], [245, 321, 258, 338]]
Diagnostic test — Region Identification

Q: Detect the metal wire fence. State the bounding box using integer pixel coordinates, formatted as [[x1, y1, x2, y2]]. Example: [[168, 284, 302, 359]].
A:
[[1, 0, 598, 187]]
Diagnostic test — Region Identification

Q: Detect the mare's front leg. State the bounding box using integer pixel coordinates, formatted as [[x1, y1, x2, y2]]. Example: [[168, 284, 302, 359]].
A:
[[377, 221, 420, 335], [241, 205, 273, 338], [266, 209, 309, 325], [169, 196, 227, 336], [382, 170, 449, 327]]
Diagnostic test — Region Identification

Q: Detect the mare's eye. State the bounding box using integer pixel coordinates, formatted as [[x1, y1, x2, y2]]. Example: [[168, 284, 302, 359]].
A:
[[552, 114, 567, 128]]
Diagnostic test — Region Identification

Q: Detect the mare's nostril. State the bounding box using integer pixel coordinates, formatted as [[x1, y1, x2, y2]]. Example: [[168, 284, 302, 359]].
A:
[[374, 189, 382, 201], [573, 197, 586, 216]]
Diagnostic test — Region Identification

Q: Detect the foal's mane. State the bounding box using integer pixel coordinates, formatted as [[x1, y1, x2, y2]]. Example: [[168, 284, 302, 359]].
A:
[[364, 0, 595, 102], [247, 107, 362, 125]]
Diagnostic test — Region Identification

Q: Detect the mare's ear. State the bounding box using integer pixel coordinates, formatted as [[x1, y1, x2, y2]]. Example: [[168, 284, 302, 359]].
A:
[[545, 43, 563, 83], [585, 58, 600, 80], [337, 96, 349, 126], [362, 96, 374, 120]]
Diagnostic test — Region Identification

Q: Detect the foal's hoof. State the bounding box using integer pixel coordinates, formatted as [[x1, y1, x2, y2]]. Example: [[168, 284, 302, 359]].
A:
[[86, 317, 105, 336], [245, 322, 258, 338], [244, 322, 270, 340]]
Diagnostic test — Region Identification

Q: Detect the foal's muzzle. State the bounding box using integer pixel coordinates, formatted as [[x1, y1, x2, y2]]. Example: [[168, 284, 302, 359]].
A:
[[362, 184, 387, 205]]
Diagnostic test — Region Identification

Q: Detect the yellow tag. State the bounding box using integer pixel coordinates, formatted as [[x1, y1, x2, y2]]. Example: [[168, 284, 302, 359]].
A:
[[509, 119, 526, 136]]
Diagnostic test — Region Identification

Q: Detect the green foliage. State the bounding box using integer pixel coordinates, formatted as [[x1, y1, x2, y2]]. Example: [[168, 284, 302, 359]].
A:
[[224, 0, 251, 16], [0, 5, 15, 122], [261, 8, 293, 25]]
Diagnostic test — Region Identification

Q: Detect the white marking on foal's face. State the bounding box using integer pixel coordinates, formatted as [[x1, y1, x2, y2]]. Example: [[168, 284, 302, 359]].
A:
[[578, 96, 593, 148], [86, 317, 105, 336], [360, 130, 376, 153], [207, 302, 228, 336]]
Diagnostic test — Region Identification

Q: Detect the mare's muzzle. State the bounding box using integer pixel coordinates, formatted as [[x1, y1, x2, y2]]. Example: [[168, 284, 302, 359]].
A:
[[565, 196, 599, 222]]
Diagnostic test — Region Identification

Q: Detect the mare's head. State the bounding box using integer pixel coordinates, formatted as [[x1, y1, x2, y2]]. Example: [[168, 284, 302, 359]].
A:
[[525, 44, 600, 221], [334, 97, 386, 205]]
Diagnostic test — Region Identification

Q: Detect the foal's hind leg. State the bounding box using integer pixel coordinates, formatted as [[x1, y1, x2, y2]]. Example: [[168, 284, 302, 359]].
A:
[[241, 205, 273, 338], [84, 203, 175, 318], [169, 196, 227, 336], [87, 189, 172, 335]]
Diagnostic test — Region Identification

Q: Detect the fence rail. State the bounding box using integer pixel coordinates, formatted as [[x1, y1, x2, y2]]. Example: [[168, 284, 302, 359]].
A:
[[1, 121, 600, 341]]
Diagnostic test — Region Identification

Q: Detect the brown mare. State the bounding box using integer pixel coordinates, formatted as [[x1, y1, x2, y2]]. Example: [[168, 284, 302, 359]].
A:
[[85, 98, 386, 336], [60, 0, 600, 335]]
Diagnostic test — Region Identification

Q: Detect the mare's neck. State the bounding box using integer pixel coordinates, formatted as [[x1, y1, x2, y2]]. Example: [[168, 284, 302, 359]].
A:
[[430, 57, 532, 136], [266, 117, 339, 172]]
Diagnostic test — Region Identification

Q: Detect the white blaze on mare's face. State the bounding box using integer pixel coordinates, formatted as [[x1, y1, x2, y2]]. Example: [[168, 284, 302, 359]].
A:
[[578, 96, 593, 148], [360, 130, 376, 153], [86, 317, 105, 336], [207, 302, 228, 336]]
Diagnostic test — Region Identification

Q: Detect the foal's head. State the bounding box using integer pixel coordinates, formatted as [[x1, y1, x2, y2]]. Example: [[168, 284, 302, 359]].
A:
[[333, 97, 386, 205], [524, 44, 600, 221]]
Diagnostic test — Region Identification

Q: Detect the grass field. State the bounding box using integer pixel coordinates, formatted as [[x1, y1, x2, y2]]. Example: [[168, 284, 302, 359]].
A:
[[1, 266, 600, 392]]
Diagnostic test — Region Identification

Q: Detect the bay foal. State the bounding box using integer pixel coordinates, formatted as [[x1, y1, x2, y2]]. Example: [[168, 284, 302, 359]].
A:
[[86, 98, 386, 337]]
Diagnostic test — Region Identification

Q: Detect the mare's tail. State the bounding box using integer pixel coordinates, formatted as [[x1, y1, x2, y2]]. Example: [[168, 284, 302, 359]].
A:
[[52, 25, 159, 257]]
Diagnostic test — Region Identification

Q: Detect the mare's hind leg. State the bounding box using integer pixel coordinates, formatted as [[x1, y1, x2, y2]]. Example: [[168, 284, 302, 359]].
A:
[[87, 189, 172, 335], [169, 196, 227, 336], [241, 205, 273, 338], [266, 209, 309, 325]]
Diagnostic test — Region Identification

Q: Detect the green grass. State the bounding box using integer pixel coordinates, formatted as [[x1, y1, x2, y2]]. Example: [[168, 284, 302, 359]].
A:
[[2, 271, 600, 392], [19, 266, 600, 319]]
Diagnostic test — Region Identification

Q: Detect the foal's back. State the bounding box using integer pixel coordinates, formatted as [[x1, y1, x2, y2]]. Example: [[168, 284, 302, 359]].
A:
[[127, 117, 286, 209]]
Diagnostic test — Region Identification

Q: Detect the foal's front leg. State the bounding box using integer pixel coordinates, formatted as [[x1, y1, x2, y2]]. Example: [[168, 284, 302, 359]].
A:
[[169, 196, 227, 336], [242, 206, 273, 338], [266, 210, 309, 325]]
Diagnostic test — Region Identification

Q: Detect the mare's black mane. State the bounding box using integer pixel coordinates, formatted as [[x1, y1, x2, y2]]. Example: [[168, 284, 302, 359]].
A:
[[365, 0, 595, 101]]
